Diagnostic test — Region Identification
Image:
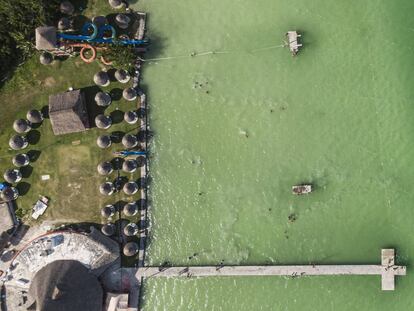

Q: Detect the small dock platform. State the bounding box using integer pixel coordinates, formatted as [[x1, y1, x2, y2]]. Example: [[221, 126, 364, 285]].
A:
[[136, 249, 406, 291], [286, 31, 302, 56]]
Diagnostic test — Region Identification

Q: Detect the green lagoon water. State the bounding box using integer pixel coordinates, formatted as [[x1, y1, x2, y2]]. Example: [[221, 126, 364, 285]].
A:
[[133, 0, 414, 309]]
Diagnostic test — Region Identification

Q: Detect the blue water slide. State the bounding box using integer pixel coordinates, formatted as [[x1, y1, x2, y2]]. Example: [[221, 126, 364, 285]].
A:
[[57, 23, 98, 41]]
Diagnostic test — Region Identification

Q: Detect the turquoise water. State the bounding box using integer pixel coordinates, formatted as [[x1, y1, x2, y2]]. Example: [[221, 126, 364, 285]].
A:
[[133, 0, 414, 309]]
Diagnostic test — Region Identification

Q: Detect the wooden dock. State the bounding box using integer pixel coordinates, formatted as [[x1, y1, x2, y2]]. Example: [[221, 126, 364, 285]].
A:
[[136, 249, 406, 291]]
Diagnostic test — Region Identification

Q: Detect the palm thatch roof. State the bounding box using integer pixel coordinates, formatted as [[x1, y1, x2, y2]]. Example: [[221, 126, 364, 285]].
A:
[[12, 153, 30, 167], [123, 202, 138, 216], [115, 14, 131, 29], [97, 135, 112, 149], [101, 205, 115, 218], [97, 161, 113, 176], [13, 119, 30, 133], [49, 90, 90, 135], [35, 26, 57, 51], [100, 182, 115, 196], [122, 159, 137, 173], [136, 155, 146, 167], [123, 242, 138, 256], [9, 135, 28, 150], [94, 71, 110, 87], [3, 169, 22, 184], [123, 87, 137, 101], [95, 92, 112, 107], [115, 69, 130, 83], [124, 111, 138, 124], [123, 223, 138, 237], [92, 16, 108, 27], [123, 181, 138, 195], [40, 52, 54, 65], [95, 114, 112, 129], [1, 187, 19, 202], [108, 0, 123, 9], [60, 1, 75, 15], [27, 109, 43, 124], [122, 134, 138, 149], [29, 260, 103, 311], [58, 17, 71, 30], [101, 223, 116, 236]]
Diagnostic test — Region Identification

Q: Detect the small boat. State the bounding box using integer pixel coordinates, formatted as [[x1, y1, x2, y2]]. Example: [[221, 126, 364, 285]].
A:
[[292, 184, 312, 195], [286, 31, 302, 56]]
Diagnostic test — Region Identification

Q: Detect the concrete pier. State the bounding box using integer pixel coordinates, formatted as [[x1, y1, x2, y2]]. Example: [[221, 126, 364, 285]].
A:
[[136, 249, 406, 291]]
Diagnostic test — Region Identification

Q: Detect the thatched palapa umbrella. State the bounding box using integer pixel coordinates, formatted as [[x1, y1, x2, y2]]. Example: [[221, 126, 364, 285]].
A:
[[27, 109, 43, 124], [101, 204, 116, 218], [95, 114, 112, 129], [9, 135, 28, 150], [122, 134, 138, 149], [13, 119, 31, 134], [39, 52, 53, 65], [115, 69, 131, 84], [115, 14, 131, 29], [136, 156, 146, 168], [97, 161, 113, 176], [92, 16, 108, 27], [123, 202, 138, 216], [101, 223, 115, 236], [123, 242, 139, 256], [122, 159, 137, 173], [58, 17, 71, 30], [123, 223, 138, 237], [95, 92, 112, 107], [1, 187, 19, 202], [97, 135, 112, 149], [94, 71, 110, 87], [100, 182, 115, 196], [108, 0, 124, 9], [123, 87, 137, 101], [60, 1, 75, 15], [12, 153, 30, 167], [123, 181, 138, 195], [3, 169, 22, 184], [124, 111, 138, 124]]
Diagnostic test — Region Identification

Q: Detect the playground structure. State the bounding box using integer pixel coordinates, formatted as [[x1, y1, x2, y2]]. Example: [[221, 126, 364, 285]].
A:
[[35, 11, 148, 64]]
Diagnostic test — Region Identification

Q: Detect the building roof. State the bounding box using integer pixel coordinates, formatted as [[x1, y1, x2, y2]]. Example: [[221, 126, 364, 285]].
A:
[[122, 134, 138, 149], [94, 71, 110, 87], [97, 161, 113, 176], [3, 169, 22, 184], [124, 111, 138, 124], [115, 69, 130, 83], [122, 88, 137, 101], [97, 135, 112, 149], [12, 153, 30, 167], [101, 205, 115, 218], [100, 182, 115, 196], [101, 223, 115, 236], [9, 135, 28, 150], [35, 26, 57, 51], [29, 260, 103, 311], [94, 92, 112, 107], [109, 0, 123, 9], [58, 17, 71, 30], [123, 242, 138, 256], [115, 14, 130, 29], [123, 202, 138, 216], [26, 109, 43, 124], [13, 119, 30, 133], [123, 182, 138, 195], [123, 223, 138, 237], [49, 90, 90, 135], [60, 1, 75, 15], [0, 202, 15, 234], [95, 114, 112, 129], [122, 159, 137, 173], [1, 187, 19, 202]]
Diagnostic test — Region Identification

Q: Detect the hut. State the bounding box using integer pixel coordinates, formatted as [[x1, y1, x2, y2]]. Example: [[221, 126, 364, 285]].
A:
[[60, 1, 75, 15], [49, 90, 90, 135], [92, 16, 108, 27], [94, 71, 110, 87], [58, 17, 71, 30], [97, 135, 112, 149], [35, 26, 57, 51], [136, 155, 146, 167], [9, 135, 28, 150], [95, 114, 112, 130], [97, 161, 113, 176], [39, 52, 54, 65], [12, 153, 30, 167], [123, 202, 138, 217], [29, 260, 103, 311], [13, 119, 30, 134], [123, 181, 138, 195], [100, 182, 115, 196], [27, 109, 43, 124], [123, 242, 138, 257], [123, 87, 137, 101], [1, 187, 19, 202], [115, 14, 131, 29], [122, 134, 138, 149], [101, 223, 116, 236], [101, 205, 116, 218], [124, 111, 138, 124], [3, 169, 22, 184], [122, 159, 137, 173], [115, 69, 130, 84], [95, 92, 112, 107], [109, 0, 124, 9], [123, 223, 138, 237]]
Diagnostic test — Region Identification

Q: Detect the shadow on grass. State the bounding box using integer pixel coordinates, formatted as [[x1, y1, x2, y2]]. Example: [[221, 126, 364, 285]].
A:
[[83, 85, 108, 127], [27, 130, 41, 145], [110, 88, 123, 101], [110, 110, 124, 124], [27, 150, 41, 162], [110, 131, 125, 143], [111, 157, 124, 170], [16, 182, 31, 196], [20, 165, 33, 179]]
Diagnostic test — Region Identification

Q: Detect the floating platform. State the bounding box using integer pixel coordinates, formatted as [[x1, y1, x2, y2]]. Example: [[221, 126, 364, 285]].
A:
[[292, 184, 312, 195], [286, 31, 302, 56]]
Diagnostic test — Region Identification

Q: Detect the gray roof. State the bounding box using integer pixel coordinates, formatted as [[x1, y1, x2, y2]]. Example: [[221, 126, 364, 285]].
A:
[[0, 202, 15, 234], [123, 202, 138, 216], [123, 242, 138, 256], [94, 71, 110, 87], [115, 69, 130, 83], [94, 92, 112, 107], [49, 90, 90, 135], [123, 182, 138, 195], [97, 135, 112, 149], [60, 1, 75, 15], [40, 52, 53, 65], [9, 135, 28, 150], [95, 114, 112, 129], [13, 119, 30, 133], [12, 153, 30, 167], [124, 111, 138, 124], [101, 205, 115, 218], [27, 109, 43, 124], [122, 159, 137, 173], [29, 260, 103, 311], [3, 169, 22, 184], [35, 26, 57, 51], [122, 134, 138, 149], [123, 87, 137, 101], [97, 161, 113, 175]]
